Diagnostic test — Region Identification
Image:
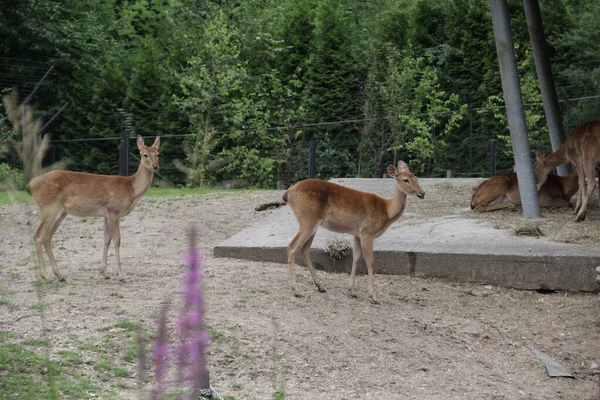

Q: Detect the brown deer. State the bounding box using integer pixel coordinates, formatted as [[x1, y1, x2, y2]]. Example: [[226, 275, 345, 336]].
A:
[[471, 151, 579, 212], [534, 120, 600, 221], [282, 161, 425, 301], [26, 135, 160, 282]]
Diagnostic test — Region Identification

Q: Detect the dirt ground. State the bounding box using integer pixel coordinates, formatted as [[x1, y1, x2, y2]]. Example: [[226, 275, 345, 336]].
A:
[[0, 179, 599, 399]]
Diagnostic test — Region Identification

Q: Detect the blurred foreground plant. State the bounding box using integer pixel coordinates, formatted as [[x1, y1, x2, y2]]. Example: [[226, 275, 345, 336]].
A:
[[145, 227, 220, 400]]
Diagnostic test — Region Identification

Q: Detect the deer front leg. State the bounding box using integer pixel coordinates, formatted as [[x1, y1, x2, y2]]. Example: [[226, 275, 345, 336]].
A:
[[360, 235, 378, 302], [348, 236, 362, 297], [100, 216, 112, 279], [107, 214, 124, 282]]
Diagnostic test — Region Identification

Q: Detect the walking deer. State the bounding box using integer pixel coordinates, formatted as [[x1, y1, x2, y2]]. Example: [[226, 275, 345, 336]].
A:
[[534, 120, 600, 221], [471, 151, 579, 212], [282, 161, 425, 301], [27, 135, 160, 282]]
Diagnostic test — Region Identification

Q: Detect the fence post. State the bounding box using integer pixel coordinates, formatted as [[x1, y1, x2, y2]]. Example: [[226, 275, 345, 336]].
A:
[[308, 139, 316, 178], [490, 139, 496, 177], [119, 131, 129, 177]]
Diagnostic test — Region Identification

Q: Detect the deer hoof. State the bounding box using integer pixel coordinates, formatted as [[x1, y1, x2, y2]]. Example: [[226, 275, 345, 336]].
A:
[[371, 299, 381, 305], [317, 287, 326, 293], [119, 278, 126, 283], [104, 275, 111, 280], [293, 292, 303, 298], [58, 277, 66, 283]]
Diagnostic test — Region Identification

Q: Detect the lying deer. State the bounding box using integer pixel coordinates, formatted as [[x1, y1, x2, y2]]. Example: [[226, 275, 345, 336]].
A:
[[534, 120, 600, 221], [471, 151, 579, 212], [282, 161, 425, 301], [27, 135, 160, 282]]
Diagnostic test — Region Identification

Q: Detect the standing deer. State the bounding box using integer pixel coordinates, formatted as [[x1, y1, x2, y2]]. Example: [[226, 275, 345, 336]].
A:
[[471, 151, 579, 212], [534, 120, 600, 221], [26, 135, 160, 282], [282, 161, 425, 301]]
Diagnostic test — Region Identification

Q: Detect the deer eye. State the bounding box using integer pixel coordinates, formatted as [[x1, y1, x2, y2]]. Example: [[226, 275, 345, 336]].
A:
[[403, 179, 410, 183], [144, 154, 149, 158]]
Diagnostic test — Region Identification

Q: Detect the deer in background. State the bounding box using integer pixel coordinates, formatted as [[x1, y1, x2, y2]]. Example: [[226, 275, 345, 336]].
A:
[[534, 120, 600, 221], [471, 151, 579, 212], [282, 161, 425, 302], [27, 135, 160, 282]]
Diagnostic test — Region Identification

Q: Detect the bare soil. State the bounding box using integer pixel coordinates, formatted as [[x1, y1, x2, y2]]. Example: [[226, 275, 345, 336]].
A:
[[0, 180, 599, 400]]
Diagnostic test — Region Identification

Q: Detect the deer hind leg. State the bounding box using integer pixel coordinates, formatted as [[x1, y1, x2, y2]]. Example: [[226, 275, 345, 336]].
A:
[[34, 207, 65, 281], [474, 202, 516, 212], [33, 219, 49, 281], [540, 198, 571, 208], [574, 163, 586, 215], [348, 236, 362, 296], [575, 158, 598, 222], [44, 211, 67, 282], [100, 216, 112, 279], [360, 234, 378, 302], [106, 214, 124, 282], [300, 233, 325, 293], [287, 221, 318, 296]]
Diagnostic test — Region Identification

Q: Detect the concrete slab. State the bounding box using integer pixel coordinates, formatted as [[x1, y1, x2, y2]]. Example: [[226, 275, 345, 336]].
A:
[[214, 178, 600, 291]]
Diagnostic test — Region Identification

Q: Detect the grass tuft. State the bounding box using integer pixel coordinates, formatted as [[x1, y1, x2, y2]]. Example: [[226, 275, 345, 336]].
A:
[[513, 224, 544, 237]]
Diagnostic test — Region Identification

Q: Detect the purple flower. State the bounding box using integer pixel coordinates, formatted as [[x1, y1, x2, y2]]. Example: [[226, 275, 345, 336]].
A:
[[148, 227, 211, 399], [151, 303, 170, 399]]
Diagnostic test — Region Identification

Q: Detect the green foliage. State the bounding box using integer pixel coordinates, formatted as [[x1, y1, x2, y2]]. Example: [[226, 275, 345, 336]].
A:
[[2, 0, 600, 183], [0, 162, 24, 190]]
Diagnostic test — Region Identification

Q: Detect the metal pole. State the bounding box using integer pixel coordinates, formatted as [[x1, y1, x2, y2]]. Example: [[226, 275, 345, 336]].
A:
[[490, 139, 497, 177], [469, 109, 473, 173], [119, 131, 130, 177], [490, 0, 541, 218], [308, 139, 316, 178], [24, 66, 54, 105], [523, 0, 570, 176], [38, 103, 69, 136]]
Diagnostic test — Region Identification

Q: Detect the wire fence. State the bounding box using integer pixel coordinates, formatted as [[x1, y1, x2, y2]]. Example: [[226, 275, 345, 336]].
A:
[[2, 94, 600, 189]]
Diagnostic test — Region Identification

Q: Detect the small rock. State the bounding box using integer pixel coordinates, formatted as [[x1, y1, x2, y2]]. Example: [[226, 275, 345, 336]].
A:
[[591, 362, 599, 370]]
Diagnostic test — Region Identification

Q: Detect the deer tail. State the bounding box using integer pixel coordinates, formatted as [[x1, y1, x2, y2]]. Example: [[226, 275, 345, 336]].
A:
[[282, 189, 289, 204]]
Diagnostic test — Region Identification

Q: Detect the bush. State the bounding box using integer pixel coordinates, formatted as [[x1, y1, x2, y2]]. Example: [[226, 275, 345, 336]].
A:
[[0, 163, 24, 190]]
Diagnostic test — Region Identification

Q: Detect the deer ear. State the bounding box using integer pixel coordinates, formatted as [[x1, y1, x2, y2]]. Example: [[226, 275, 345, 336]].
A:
[[152, 136, 161, 150], [397, 161, 409, 172], [386, 164, 397, 178], [137, 135, 145, 151]]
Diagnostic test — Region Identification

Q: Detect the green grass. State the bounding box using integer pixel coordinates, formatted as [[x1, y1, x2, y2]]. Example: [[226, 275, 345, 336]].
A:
[[0, 187, 258, 205], [0, 331, 105, 399], [0, 190, 31, 204], [145, 187, 251, 197]]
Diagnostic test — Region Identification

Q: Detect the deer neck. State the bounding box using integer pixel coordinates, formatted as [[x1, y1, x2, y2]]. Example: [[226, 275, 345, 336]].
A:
[[543, 143, 570, 172], [128, 163, 154, 200], [386, 188, 408, 221]]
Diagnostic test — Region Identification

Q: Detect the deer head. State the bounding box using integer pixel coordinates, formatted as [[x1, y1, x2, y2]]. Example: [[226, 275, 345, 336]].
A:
[[387, 161, 425, 199], [533, 150, 554, 190], [137, 135, 161, 172]]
